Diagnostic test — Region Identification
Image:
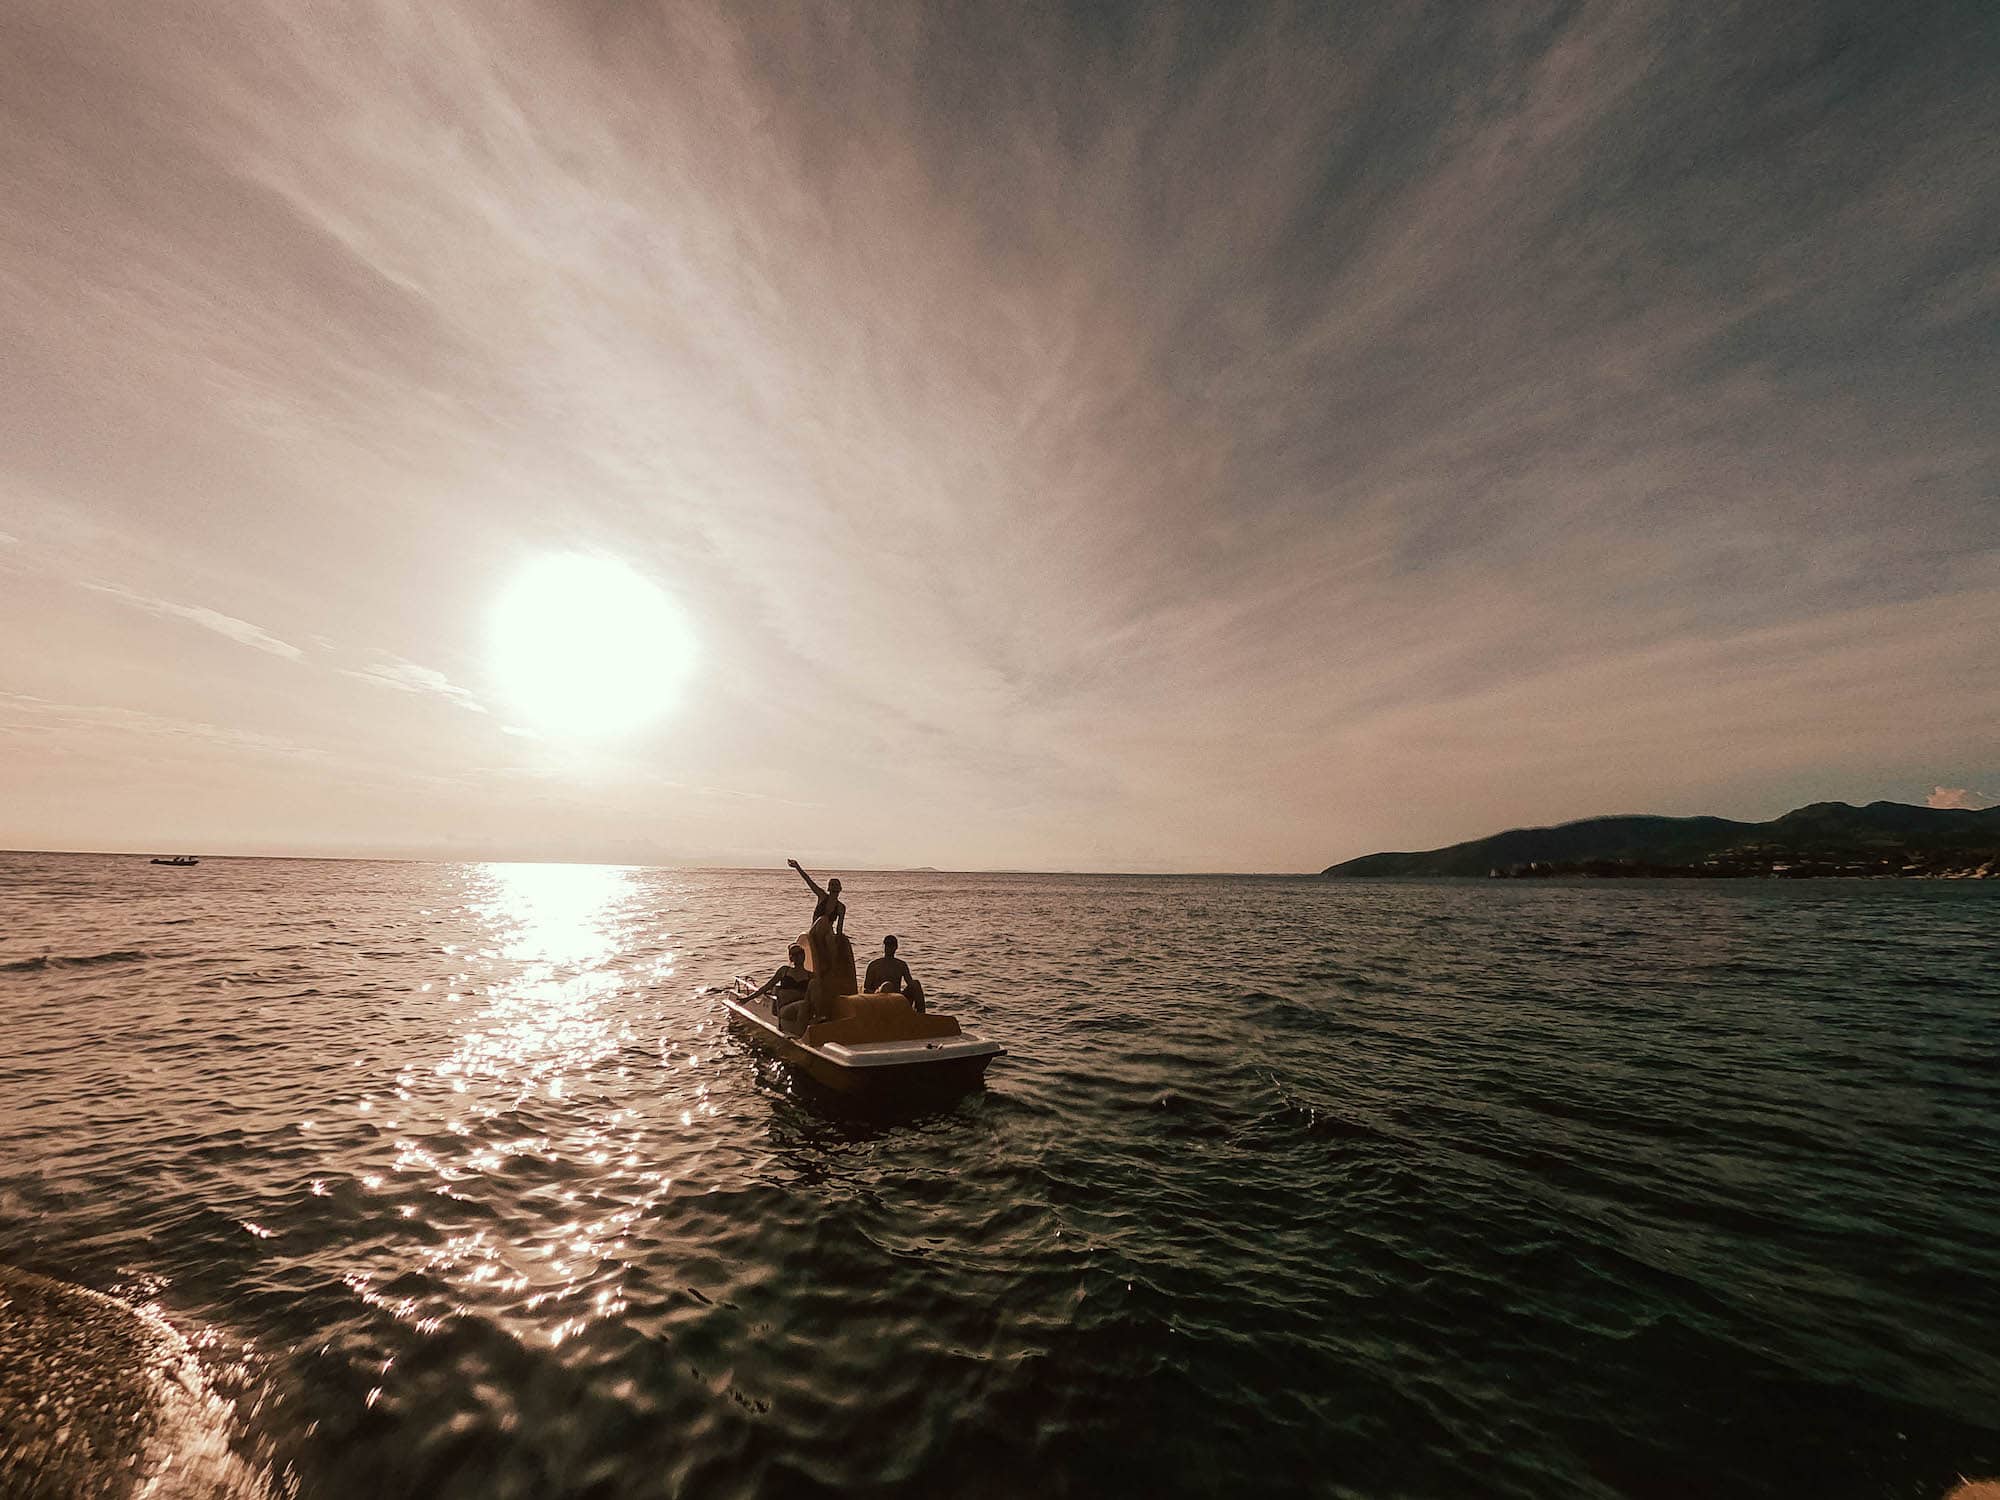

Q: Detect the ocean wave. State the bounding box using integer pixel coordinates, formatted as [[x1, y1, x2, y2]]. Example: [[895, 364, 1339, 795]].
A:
[[0, 948, 154, 973]]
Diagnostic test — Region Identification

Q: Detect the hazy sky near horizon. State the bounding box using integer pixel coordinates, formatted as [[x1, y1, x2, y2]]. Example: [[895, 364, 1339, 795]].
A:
[[2, 0, 1996, 870]]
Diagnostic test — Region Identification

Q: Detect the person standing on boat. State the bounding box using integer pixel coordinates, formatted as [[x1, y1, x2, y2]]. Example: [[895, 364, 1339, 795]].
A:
[[744, 944, 814, 1034], [864, 935, 927, 1014], [787, 859, 845, 937]]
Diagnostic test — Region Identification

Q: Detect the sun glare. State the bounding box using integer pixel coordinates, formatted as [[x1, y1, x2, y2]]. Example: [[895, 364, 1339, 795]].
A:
[[491, 555, 694, 736]]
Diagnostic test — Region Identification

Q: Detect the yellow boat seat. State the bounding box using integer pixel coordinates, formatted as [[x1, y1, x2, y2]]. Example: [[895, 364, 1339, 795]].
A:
[[799, 924, 858, 1001], [805, 991, 962, 1047], [797, 923, 961, 1044]]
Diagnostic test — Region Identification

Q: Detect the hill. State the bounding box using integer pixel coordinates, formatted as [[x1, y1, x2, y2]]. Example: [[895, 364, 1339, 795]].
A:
[[1323, 801, 2000, 879]]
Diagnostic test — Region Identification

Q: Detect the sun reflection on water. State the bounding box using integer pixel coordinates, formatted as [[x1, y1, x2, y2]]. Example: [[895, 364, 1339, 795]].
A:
[[480, 862, 638, 967], [332, 862, 693, 1362]]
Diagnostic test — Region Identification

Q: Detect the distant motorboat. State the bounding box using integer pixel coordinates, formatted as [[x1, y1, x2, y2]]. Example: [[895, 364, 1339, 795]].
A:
[[149, 855, 200, 866]]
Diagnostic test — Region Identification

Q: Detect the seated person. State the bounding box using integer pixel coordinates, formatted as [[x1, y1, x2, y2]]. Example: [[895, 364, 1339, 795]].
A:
[[744, 944, 815, 1034], [863, 934, 926, 1014]]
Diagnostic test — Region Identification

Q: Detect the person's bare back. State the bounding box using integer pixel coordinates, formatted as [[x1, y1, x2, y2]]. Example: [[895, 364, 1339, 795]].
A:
[[864, 934, 924, 1012]]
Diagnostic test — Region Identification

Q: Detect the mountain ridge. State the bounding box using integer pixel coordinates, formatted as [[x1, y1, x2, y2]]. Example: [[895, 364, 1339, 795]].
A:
[[1323, 800, 2000, 878]]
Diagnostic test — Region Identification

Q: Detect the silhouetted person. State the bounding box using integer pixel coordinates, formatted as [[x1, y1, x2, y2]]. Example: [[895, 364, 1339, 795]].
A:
[[787, 858, 845, 936], [744, 943, 814, 1034], [864, 934, 926, 1013]]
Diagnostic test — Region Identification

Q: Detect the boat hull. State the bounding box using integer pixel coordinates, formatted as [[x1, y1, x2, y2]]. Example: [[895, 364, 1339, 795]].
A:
[[721, 991, 1002, 1096]]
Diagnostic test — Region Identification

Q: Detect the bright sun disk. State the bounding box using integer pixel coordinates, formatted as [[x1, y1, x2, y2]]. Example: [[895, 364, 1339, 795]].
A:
[[491, 555, 694, 736]]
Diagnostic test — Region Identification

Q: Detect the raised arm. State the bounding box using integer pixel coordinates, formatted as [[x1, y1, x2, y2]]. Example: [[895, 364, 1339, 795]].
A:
[[786, 857, 825, 899]]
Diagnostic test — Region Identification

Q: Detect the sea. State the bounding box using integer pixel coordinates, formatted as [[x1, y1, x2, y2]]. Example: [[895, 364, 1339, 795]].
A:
[[1, 852, 1995, 1499]]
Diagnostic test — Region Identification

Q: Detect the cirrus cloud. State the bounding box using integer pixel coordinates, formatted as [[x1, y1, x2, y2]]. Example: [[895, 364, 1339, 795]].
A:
[[343, 655, 487, 713], [82, 580, 304, 662]]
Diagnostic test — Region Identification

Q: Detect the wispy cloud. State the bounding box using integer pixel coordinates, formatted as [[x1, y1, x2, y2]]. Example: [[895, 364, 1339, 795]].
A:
[[82, 581, 304, 661], [343, 655, 486, 712], [0, 1, 1995, 865], [0, 691, 316, 759]]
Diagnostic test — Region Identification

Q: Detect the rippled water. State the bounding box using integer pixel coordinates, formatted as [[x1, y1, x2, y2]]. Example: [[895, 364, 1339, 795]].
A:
[[1, 853, 1996, 1498]]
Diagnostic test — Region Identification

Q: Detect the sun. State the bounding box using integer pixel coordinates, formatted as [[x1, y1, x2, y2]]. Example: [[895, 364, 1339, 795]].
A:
[[490, 555, 695, 736]]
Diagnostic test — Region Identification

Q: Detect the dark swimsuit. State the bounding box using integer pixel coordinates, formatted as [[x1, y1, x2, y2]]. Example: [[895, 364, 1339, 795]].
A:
[[771, 964, 810, 1006], [811, 894, 845, 942]]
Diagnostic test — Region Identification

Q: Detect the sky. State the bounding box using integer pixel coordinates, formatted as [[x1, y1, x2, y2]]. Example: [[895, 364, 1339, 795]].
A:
[[1, 0, 1996, 871]]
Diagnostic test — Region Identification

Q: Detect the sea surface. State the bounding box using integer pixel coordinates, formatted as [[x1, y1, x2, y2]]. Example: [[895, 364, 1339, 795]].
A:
[[1, 853, 1996, 1499]]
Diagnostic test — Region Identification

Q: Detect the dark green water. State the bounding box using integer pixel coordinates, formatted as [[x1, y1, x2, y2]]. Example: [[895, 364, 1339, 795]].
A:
[[2, 855, 1996, 1497]]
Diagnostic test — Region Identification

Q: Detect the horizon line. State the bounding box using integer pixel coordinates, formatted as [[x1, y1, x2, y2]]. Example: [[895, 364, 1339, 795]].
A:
[[0, 846, 1325, 878]]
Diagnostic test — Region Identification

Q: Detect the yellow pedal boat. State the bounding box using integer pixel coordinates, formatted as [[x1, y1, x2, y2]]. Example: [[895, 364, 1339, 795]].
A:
[[721, 924, 1004, 1095]]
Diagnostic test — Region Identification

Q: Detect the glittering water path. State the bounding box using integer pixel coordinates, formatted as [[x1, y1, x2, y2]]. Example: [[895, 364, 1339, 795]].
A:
[[2, 855, 1996, 1497]]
